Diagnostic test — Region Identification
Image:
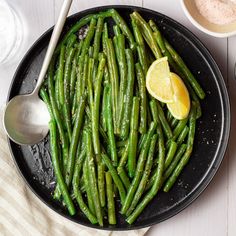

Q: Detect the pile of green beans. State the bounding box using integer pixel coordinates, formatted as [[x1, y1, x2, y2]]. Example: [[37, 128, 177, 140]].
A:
[[40, 9, 203, 225]]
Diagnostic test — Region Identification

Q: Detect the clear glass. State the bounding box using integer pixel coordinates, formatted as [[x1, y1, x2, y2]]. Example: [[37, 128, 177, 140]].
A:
[[0, 0, 23, 64]]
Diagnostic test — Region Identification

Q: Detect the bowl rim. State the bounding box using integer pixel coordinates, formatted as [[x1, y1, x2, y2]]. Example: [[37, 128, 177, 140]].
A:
[[180, 0, 236, 38], [6, 4, 231, 231]]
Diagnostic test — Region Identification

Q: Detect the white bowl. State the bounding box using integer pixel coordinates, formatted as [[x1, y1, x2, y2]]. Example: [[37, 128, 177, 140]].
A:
[[181, 0, 236, 37]]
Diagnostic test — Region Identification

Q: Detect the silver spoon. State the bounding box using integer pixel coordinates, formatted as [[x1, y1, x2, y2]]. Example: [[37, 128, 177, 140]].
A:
[[3, 0, 73, 145]]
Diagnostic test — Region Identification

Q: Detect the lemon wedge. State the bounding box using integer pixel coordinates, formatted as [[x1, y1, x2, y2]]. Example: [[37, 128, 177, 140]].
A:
[[146, 57, 174, 103], [167, 72, 190, 119]]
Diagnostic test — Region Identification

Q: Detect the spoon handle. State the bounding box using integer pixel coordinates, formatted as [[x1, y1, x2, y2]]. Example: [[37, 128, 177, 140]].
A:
[[34, 0, 73, 95]]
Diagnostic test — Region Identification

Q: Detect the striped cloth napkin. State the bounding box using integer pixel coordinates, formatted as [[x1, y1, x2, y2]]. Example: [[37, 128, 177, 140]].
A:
[[0, 113, 149, 236]]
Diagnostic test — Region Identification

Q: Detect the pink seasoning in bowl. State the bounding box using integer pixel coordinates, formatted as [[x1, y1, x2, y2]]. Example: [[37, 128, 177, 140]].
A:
[[195, 0, 236, 25]]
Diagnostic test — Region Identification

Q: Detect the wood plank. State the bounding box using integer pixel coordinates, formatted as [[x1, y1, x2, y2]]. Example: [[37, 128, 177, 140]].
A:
[[54, 0, 142, 19], [143, 1, 228, 236], [12, 0, 54, 49]]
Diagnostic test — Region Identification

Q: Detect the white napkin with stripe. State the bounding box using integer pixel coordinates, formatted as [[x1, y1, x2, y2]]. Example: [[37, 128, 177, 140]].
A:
[[0, 113, 149, 236]]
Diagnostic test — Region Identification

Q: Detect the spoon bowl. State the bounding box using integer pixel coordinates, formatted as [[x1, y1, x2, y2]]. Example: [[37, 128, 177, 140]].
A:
[[3, 94, 50, 145], [3, 0, 72, 145]]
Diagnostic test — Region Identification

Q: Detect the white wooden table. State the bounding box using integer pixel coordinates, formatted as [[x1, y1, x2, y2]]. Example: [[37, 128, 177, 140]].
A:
[[1, 1, 235, 235]]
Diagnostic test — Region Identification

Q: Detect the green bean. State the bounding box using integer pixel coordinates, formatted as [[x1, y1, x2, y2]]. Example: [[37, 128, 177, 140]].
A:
[[69, 47, 79, 104], [80, 18, 97, 59], [93, 17, 104, 61], [83, 155, 96, 215], [72, 140, 86, 179], [118, 143, 129, 168], [74, 22, 93, 106], [101, 33, 108, 132], [170, 118, 179, 129], [55, 15, 93, 54], [117, 140, 128, 148], [101, 153, 126, 205], [63, 47, 76, 141], [92, 56, 106, 156], [39, 88, 54, 119], [101, 84, 108, 132], [112, 39, 120, 99], [80, 183, 86, 193], [87, 58, 94, 113], [49, 120, 75, 215], [144, 100, 165, 192], [126, 121, 164, 224], [113, 25, 121, 36], [126, 134, 157, 216], [117, 166, 131, 191], [121, 121, 157, 215], [66, 34, 77, 49], [75, 39, 84, 60], [128, 97, 140, 178], [105, 38, 119, 134], [72, 148, 97, 224], [73, 53, 86, 113], [164, 39, 205, 99], [48, 58, 69, 174], [135, 63, 147, 134], [88, 46, 94, 58], [113, 36, 119, 65], [164, 103, 197, 192], [105, 86, 118, 166], [177, 126, 189, 145], [138, 133, 147, 154], [147, 99, 153, 124], [65, 95, 86, 187], [172, 118, 188, 140], [58, 45, 66, 107], [117, 34, 128, 131], [104, 64, 110, 85], [131, 16, 148, 74], [146, 143, 187, 192], [166, 110, 173, 122], [105, 172, 116, 225], [55, 11, 113, 54], [131, 12, 162, 59], [85, 130, 103, 226], [149, 100, 165, 139], [102, 22, 108, 54], [55, 71, 60, 109], [98, 163, 106, 207], [40, 87, 62, 197], [108, 9, 135, 49], [189, 87, 202, 119], [81, 55, 89, 100], [120, 49, 135, 140], [156, 101, 173, 139], [166, 109, 173, 123], [163, 144, 187, 182], [85, 105, 109, 145], [118, 147, 125, 157], [164, 141, 177, 169], [148, 20, 181, 70]]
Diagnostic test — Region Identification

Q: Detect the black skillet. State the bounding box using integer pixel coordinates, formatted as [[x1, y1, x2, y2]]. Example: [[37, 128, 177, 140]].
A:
[[7, 5, 230, 230]]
